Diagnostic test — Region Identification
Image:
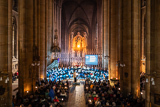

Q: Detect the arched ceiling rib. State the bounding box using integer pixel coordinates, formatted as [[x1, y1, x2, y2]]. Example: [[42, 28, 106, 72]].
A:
[[62, 0, 97, 37]]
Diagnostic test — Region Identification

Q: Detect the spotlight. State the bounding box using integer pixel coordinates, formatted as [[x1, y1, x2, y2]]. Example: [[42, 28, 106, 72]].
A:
[[118, 88, 120, 90], [141, 92, 143, 95]]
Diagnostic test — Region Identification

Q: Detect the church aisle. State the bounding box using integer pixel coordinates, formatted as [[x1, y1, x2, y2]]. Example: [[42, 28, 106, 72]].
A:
[[66, 82, 87, 107]]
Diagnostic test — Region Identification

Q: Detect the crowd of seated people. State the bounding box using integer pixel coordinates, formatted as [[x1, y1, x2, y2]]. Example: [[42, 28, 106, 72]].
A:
[[12, 79, 69, 107], [84, 79, 145, 107], [46, 67, 108, 82]]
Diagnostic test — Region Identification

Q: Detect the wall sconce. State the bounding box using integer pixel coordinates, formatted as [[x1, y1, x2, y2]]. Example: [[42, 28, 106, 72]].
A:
[[152, 81, 155, 85], [0, 71, 9, 84], [146, 78, 149, 82], [31, 61, 40, 67], [117, 61, 125, 67], [104, 55, 110, 60], [120, 63, 125, 67], [145, 71, 159, 86], [5, 79, 8, 83], [141, 59, 146, 61], [146, 77, 155, 85]]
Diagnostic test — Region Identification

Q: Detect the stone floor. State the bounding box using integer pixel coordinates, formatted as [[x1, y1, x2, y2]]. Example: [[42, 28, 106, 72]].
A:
[[65, 81, 87, 107]]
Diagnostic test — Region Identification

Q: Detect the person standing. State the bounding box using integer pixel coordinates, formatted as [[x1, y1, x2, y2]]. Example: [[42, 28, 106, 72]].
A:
[[73, 71, 77, 82]]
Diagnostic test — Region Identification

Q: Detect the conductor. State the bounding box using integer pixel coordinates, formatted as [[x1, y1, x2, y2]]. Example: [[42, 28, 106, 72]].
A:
[[73, 71, 77, 82]]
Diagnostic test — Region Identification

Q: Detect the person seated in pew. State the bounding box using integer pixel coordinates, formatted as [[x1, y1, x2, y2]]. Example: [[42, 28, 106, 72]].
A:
[[60, 89, 67, 97]]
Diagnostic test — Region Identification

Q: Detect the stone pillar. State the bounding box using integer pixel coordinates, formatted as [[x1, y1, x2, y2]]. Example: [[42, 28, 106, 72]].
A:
[[0, 0, 12, 106], [12, 26, 15, 58], [18, 0, 35, 96], [120, 0, 132, 96], [71, 32, 74, 58], [48, 0, 53, 64], [145, 0, 151, 106], [103, 0, 109, 71], [33, 0, 39, 80], [131, 0, 141, 98], [97, 0, 102, 53], [40, 0, 46, 79], [120, 0, 140, 97], [8, 0, 12, 105], [110, 0, 118, 79], [45, 0, 48, 79], [18, 0, 34, 96], [149, 0, 160, 106], [37, 0, 41, 79], [117, 0, 122, 80], [59, 6, 62, 50]]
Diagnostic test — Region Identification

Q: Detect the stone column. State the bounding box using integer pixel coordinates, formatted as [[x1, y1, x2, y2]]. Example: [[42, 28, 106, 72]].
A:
[[12, 26, 15, 58], [110, 0, 118, 79], [48, 0, 53, 64], [8, 0, 12, 106], [0, 0, 12, 106], [120, 0, 140, 97], [145, 0, 151, 106], [33, 0, 39, 80], [37, 0, 41, 79], [103, 0, 109, 71], [18, 0, 34, 96], [40, 0, 46, 79], [149, 0, 160, 106], [59, 6, 62, 50], [71, 32, 74, 58], [18, 0, 35, 96], [131, 0, 141, 98], [45, 0, 48, 79], [120, 0, 132, 95]]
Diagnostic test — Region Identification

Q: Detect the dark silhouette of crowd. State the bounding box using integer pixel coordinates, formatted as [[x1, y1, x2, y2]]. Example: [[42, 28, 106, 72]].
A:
[[12, 79, 69, 107], [84, 79, 145, 107]]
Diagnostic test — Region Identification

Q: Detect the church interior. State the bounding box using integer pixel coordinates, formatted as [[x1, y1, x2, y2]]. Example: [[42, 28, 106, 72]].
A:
[[0, 0, 160, 107]]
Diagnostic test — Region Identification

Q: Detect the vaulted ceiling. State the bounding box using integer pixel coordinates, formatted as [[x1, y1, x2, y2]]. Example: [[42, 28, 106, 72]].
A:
[[62, 0, 97, 36]]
